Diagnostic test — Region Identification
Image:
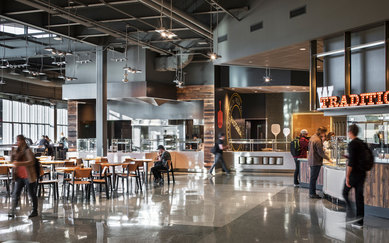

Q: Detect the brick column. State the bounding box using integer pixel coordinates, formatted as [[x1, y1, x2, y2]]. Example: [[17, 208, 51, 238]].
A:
[[67, 101, 78, 152]]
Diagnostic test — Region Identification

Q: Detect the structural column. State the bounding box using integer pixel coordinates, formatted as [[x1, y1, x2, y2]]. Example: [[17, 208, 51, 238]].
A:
[[53, 105, 57, 142], [385, 21, 389, 90], [96, 46, 108, 156], [344, 31, 351, 95], [309, 40, 317, 111]]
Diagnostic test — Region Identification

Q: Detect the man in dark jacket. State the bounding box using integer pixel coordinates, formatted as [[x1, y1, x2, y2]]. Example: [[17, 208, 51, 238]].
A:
[[209, 133, 230, 176], [151, 145, 171, 185], [293, 129, 309, 187], [308, 127, 332, 198], [342, 124, 366, 229]]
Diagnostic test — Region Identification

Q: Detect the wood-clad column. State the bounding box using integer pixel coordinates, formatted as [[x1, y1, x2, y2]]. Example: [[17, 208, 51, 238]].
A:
[[177, 85, 215, 167], [344, 31, 351, 95], [309, 40, 317, 111], [67, 101, 78, 152]]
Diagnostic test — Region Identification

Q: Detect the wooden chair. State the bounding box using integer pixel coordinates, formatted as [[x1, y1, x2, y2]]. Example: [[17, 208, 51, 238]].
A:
[[0, 166, 11, 196], [91, 164, 111, 199], [67, 168, 95, 201], [161, 160, 175, 185], [38, 167, 59, 200], [115, 163, 142, 193]]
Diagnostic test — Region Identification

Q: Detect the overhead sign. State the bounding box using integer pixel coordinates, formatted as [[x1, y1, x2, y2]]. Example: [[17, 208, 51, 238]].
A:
[[319, 91, 389, 109]]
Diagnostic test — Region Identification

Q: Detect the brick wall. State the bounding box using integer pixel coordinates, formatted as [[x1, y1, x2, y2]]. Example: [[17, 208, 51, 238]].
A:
[[177, 85, 215, 167]]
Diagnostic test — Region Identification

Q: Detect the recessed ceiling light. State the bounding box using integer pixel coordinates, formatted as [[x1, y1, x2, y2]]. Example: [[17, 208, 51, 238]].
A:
[[286, 86, 290, 89], [293, 90, 297, 92], [254, 90, 258, 93], [317, 65, 321, 68], [248, 61, 253, 64], [258, 87, 262, 90], [299, 48, 306, 51]]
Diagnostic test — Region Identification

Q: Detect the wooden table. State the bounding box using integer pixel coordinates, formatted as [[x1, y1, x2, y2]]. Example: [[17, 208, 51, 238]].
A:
[[40, 161, 67, 179], [100, 163, 126, 190], [132, 159, 155, 185], [83, 158, 96, 167]]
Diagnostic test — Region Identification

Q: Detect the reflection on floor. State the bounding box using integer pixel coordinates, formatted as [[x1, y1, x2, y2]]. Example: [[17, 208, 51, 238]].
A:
[[0, 173, 389, 242]]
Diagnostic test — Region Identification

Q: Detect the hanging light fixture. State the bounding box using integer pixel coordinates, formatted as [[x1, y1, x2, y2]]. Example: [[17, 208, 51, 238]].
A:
[[122, 70, 129, 83], [208, 4, 221, 61], [155, 0, 176, 39], [44, 0, 54, 52], [263, 67, 272, 83]]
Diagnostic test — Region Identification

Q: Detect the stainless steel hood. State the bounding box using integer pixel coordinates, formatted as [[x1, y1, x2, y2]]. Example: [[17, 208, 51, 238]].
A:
[[62, 80, 177, 101]]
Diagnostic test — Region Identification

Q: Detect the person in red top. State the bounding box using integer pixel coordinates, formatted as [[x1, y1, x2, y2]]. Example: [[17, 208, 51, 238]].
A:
[[294, 129, 309, 187], [9, 135, 38, 218]]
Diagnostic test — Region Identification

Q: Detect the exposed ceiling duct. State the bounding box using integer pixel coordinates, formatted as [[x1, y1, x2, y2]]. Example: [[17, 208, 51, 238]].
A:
[[2, 71, 63, 88], [155, 54, 193, 71]]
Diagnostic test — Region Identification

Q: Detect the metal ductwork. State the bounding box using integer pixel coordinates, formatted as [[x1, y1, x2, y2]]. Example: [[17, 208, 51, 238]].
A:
[[155, 54, 193, 71], [2, 72, 63, 88]]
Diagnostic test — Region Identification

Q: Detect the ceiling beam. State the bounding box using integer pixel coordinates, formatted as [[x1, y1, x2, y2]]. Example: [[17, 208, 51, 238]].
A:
[[14, 0, 173, 55], [204, 0, 241, 21], [47, 15, 164, 28], [5, 0, 139, 15], [138, 0, 212, 40]]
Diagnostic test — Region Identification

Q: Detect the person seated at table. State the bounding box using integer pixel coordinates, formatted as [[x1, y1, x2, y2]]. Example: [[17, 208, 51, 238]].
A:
[[151, 145, 171, 185], [37, 135, 49, 153], [45, 136, 54, 157]]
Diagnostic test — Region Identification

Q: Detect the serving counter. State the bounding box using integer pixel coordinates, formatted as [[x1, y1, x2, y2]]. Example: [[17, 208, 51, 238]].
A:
[[224, 151, 295, 172]]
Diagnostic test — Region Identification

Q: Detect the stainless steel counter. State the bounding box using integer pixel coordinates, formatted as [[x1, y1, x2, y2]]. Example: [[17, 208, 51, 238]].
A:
[[224, 151, 295, 172]]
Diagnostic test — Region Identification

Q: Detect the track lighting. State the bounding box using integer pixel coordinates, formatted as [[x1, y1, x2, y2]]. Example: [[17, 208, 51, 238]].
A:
[[208, 53, 221, 61]]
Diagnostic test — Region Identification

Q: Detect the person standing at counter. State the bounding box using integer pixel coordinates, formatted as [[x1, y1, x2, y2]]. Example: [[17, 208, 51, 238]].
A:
[[209, 133, 230, 176], [308, 127, 332, 199], [292, 129, 309, 187], [342, 124, 368, 229]]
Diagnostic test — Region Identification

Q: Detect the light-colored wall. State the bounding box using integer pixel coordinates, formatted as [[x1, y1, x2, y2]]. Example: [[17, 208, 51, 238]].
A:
[[215, 0, 389, 64]]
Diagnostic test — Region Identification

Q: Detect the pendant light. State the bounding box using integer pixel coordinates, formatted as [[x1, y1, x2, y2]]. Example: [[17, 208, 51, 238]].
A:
[[156, 0, 176, 39], [44, 0, 54, 52], [263, 67, 272, 83], [208, 4, 221, 61]]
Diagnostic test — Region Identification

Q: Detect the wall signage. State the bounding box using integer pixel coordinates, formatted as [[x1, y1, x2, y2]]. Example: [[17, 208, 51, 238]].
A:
[[319, 91, 389, 109], [217, 100, 223, 129], [226, 93, 244, 151]]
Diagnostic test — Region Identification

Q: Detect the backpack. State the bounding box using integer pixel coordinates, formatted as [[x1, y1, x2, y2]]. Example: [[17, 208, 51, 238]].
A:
[[290, 137, 301, 157], [211, 145, 217, 155], [359, 142, 374, 171], [34, 156, 41, 178]]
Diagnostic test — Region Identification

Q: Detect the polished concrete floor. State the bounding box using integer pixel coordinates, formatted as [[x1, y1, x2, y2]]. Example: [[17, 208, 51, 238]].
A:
[[1, 173, 389, 242]]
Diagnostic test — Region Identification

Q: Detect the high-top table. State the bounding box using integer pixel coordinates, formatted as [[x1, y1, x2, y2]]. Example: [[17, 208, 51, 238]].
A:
[[40, 160, 66, 179]]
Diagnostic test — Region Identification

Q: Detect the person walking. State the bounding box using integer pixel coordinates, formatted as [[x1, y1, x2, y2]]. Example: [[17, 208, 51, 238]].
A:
[[308, 127, 332, 199], [9, 135, 38, 218], [293, 129, 309, 187], [342, 124, 368, 229], [209, 133, 230, 175]]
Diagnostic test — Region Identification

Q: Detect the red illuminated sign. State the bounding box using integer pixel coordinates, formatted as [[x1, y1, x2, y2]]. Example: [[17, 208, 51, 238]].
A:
[[320, 91, 389, 109]]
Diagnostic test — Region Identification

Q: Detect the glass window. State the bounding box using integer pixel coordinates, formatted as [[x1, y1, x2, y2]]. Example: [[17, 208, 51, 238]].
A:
[[0, 99, 68, 144]]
